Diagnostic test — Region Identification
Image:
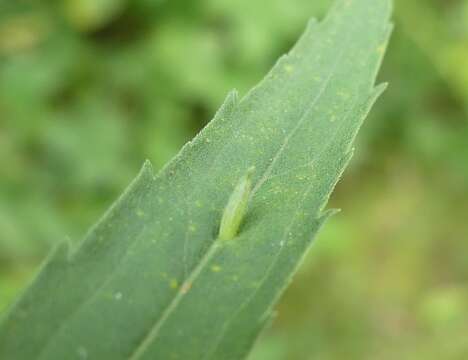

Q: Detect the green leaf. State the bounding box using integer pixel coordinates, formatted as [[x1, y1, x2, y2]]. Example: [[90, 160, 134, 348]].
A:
[[0, 0, 392, 359]]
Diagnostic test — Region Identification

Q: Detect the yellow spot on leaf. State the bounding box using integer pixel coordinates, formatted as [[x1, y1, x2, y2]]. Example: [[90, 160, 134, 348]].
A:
[[170, 279, 179, 289], [211, 265, 222, 273]]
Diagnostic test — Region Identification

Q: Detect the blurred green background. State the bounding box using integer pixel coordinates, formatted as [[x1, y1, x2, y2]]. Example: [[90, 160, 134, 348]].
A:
[[1, 0, 468, 358]]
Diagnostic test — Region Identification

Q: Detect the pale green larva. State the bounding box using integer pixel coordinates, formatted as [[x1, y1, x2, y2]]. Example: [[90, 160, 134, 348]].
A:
[[219, 167, 255, 240]]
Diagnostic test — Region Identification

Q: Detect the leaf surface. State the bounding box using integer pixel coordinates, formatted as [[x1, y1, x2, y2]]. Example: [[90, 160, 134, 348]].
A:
[[0, 0, 392, 359]]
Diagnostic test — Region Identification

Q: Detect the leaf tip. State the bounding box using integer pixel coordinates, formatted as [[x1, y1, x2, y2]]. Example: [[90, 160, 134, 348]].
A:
[[228, 88, 239, 103], [47, 238, 74, 264], [314, 208, 340, 231], [372, 82, 389, 103], [137, 159, 156, 182], [141, 159, 154, 174], [320, 208, 341, 219]]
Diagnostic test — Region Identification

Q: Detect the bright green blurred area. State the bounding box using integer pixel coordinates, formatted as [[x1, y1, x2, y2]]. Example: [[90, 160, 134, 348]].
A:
[[1, 0, 467, 358]]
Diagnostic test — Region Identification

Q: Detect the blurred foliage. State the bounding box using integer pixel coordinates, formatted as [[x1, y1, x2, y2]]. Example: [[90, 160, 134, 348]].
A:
[[0, 0, 467, 359]]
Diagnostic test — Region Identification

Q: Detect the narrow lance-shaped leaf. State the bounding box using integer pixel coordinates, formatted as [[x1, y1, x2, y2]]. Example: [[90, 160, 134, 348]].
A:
[[0, 0, 393, 359]]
